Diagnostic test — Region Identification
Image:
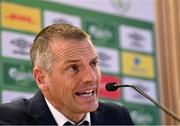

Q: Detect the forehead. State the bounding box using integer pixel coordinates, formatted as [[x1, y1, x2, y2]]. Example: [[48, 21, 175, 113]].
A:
[[50, 38, 97, 63]]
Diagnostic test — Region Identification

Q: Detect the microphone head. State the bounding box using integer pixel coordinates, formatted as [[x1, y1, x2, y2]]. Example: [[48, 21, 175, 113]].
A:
[[105, 82, 118, 91]]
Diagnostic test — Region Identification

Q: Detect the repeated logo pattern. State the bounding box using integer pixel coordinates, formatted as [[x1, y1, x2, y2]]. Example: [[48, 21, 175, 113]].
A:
[[1, 2, 41, 33], [0, 1, 160, 125]]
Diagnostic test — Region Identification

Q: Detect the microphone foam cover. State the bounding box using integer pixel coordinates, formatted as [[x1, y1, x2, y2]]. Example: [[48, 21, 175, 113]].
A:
[[105, 82, 118, 91]]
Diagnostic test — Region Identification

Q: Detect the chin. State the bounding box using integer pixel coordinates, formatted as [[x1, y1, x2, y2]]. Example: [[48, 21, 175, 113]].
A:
[[85, 101, 99, 112]]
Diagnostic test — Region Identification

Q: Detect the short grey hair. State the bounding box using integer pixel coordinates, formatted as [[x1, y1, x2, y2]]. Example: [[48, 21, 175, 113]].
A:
[[30, 23, 89, 72]]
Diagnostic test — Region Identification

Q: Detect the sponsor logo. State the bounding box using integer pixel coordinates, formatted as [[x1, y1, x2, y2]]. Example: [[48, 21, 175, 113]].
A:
[[127, 103, 161, 124], [119, 25, 153, 53], [133, 84, 149, 99], [128, 32, 144, 48], [6, 13, 36, 24], [96, 46, 120, 74], [52, 18, 71, 24], [99, 75, 121, 100], [1, 2, 41, 33], [44, 10, 81, 28], [131, 110, 153, 124], [122, 51, 154, 78], [98, 51, 111, 68], [85, 21, 116, 47], [11, 38, 31, 55], [3, 62, 36, 89], [9, 67, 33, 81], [111, 0, 131, 14], [131, 56, 147, 73], [2, 31, 34, 60], [122, 77, 157, 104], [88, 25, 113, 40]]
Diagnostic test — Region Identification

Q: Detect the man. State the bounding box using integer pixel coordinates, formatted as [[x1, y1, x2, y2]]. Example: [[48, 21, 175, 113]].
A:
[[0, 24, 134, 125]]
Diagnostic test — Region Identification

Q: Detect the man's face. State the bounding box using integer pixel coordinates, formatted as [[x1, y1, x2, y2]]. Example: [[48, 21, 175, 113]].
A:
[[46, 38, 101, 116]]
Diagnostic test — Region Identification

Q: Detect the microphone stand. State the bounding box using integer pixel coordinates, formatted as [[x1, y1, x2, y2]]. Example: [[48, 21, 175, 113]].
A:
[[117, 84, 180, 122]]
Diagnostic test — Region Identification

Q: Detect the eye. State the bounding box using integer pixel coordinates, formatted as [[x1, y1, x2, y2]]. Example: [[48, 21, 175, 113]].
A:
[[67, 64, 79, 72], [91, 60, 99, 68]]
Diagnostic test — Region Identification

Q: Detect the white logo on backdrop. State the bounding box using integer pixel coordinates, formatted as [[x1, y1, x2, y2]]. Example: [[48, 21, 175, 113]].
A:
[[119, 25, 153, 54], [44, 10, 81, 28], [9, 67, 33, 81], [122, 77, 157, 105], [110, 0, 131, 14], [130, 110, 153, 124], [2, 90, 34, 103], [1, 31, 34, 60], [95, 46, 120, 74], [88, 25, 113, 40], [47, 0, 154, 22]]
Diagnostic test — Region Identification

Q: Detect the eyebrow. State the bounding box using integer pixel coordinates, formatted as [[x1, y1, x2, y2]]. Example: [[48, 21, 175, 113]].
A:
[[64, 56, 98, 64], [64, 59, 80, 64], [90, 56, 99, 63]]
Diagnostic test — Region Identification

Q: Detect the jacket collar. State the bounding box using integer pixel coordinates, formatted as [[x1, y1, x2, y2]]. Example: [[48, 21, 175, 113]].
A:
[[27, 90, 103, 125], [90, 102, 104, 125], [27, 91, 57, 124]]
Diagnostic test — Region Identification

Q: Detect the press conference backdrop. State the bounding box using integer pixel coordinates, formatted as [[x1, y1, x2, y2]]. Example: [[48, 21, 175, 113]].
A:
[[0, 0, 161, 125]]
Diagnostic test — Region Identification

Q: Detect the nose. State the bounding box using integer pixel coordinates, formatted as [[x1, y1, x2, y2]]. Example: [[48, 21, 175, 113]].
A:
[[83, 65, 97, 83]]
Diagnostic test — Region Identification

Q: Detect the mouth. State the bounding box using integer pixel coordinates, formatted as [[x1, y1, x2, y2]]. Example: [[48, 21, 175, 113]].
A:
[[75, 89, 95, 97]]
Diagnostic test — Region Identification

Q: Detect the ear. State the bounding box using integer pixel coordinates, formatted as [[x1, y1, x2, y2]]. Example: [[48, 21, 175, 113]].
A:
[[33, 66, 49, 91]]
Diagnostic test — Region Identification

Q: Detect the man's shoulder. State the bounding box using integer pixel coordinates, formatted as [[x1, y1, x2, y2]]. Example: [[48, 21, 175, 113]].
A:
[[0, 91, 43, 118], [0, 91, 44, 114], [0, 91, 56, 125], [98, 101, 127, 112], [0, 98, 30, 124], [90, 101, 134, 125], [0, 98, 29, 111]]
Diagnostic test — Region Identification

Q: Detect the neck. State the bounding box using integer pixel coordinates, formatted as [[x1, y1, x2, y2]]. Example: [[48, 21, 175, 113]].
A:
[[44, 92, 86, 123], [60, 109, 85, 124]]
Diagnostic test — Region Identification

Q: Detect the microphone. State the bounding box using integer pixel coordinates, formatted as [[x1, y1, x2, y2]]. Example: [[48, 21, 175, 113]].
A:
[[105, 82, 180, 122]]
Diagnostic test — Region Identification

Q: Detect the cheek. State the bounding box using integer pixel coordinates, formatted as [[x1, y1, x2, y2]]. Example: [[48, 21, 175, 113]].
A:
[[63, 71, 83, 84], [48, 75, 65, 95], [96, 68, 101, 80], [50, 82, 68, 103]]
